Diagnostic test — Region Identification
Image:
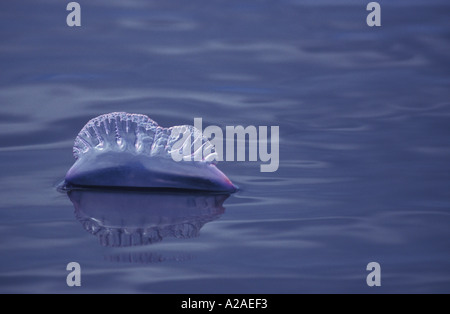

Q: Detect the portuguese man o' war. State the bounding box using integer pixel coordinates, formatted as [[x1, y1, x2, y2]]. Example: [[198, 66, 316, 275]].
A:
[[62, 112, 237, 192]]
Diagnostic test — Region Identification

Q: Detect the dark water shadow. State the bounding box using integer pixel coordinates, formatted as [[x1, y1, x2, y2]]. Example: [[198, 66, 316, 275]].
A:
[[67, 189, 229, 248]]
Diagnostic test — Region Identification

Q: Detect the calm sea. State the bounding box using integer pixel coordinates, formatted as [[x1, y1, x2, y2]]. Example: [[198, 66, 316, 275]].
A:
[[0, 0, 449, 293]]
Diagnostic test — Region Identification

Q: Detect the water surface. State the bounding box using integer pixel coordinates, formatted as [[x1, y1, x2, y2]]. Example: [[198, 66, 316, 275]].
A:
[[0, 0, 450, 293]]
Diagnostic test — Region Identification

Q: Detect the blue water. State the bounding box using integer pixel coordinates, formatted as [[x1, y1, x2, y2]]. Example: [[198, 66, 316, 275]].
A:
[[1, 0, 450, 293]]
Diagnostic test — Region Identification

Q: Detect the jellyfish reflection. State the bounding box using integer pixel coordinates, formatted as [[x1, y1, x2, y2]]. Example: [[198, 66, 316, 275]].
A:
[[67, 189, 229, 247]]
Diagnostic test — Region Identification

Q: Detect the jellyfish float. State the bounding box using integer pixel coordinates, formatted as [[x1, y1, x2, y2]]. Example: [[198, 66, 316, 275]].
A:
[[61, 112, 237, 192]]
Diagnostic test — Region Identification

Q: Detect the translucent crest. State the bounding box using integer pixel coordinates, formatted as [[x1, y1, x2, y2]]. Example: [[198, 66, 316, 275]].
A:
[[73, 112, 218, 164]]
